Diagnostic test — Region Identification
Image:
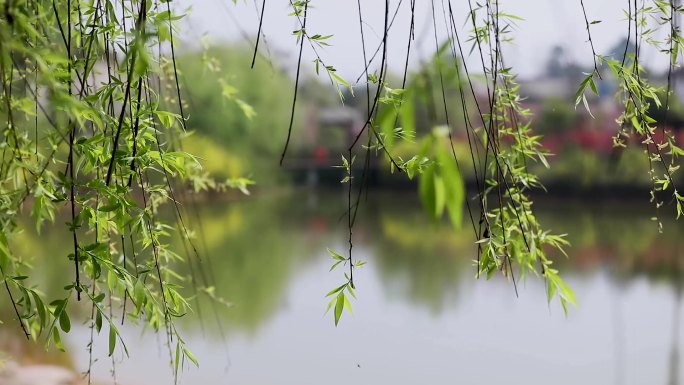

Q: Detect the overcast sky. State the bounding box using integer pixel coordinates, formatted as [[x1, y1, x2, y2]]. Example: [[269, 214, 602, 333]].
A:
[[177, 1, 671, 81]]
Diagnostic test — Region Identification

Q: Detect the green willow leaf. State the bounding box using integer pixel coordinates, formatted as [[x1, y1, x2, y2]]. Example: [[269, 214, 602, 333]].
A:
[[109, 324, 117, 357], [334, 292, 345, 326]]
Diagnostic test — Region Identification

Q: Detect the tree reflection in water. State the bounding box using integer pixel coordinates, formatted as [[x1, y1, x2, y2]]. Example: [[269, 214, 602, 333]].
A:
[[1, 191, 684, 385]]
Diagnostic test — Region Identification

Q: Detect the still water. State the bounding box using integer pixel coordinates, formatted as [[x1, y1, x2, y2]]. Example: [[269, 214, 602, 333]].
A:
[[3, 190, 684, 385]]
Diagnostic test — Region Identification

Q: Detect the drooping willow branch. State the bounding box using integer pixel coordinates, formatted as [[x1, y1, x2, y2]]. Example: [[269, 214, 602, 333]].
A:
[[264, 0, 604, 320], [0, 0, 227, 379]]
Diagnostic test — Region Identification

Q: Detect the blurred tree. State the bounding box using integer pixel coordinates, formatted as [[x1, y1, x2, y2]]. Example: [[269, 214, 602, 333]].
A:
[[177, 46, 299, 177], [608, 38, 637, 64], [546, 45, 571, 78], [536, 98, 577, 135]]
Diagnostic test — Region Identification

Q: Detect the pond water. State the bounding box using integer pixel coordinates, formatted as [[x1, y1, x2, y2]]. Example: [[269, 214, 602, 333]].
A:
[[2, 190, 684, 385]]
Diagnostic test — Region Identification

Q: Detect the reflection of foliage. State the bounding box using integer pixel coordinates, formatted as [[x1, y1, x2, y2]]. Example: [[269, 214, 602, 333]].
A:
[[537, 201, 684, 283], [6, 193, 684, 341], [174, 195, 350, 334], [178, 196, 325, 335], [369, 196, 684, 314], [6, 195, 323, 338], [372, 210, 471, 315]]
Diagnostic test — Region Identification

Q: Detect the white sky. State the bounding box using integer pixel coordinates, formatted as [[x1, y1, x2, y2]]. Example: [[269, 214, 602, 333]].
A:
[[177, 1, 671, 81]]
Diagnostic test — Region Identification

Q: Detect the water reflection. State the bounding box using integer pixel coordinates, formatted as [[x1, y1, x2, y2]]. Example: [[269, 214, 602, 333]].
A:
[[186, 197, 320, 334], [369, 205, 471, 314], [1, 191, 684, 385]]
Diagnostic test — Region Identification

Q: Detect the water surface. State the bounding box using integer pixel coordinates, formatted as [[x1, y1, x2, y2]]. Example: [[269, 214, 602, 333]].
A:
[[3, 191, 683, 385]]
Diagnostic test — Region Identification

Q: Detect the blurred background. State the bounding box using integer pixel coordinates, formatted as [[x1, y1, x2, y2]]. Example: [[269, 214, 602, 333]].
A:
[[3, 1, 684, 384]]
